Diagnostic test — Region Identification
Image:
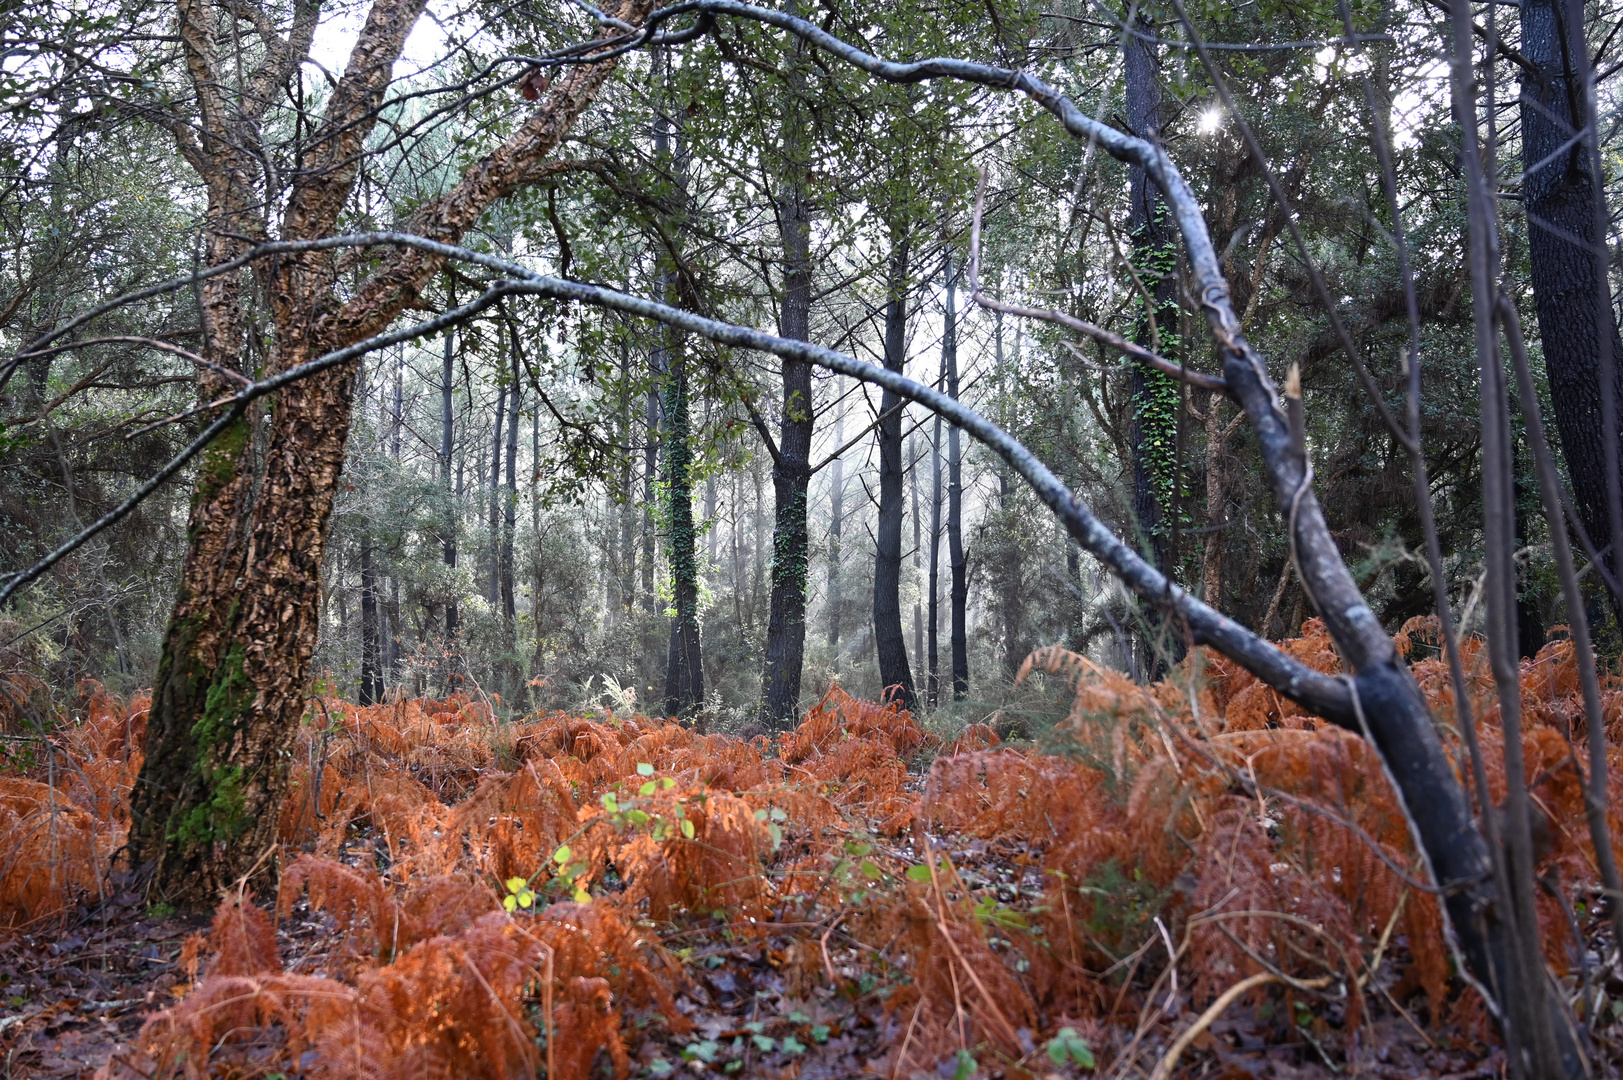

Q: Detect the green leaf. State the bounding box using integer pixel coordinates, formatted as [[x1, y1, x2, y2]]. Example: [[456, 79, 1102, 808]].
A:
[[906, 865, 933, 883], [552, 846, 571, 865], [505, 877, 528, 893], [1046, 1028, 1095, 1069], [810, 1025, 830, 1043], [648, 1058, 673, 1076], [626, 809, 650, 825], [637, 762, 655, 776], [780, 1036, 806, 1055], [659, 777, 676, 789], [640, 781, 657, 796], [951, 1049, 978, 1080], [681, 818, 695, 839], [751, 1035, 776, 1052], [860, 859, 884, 880]]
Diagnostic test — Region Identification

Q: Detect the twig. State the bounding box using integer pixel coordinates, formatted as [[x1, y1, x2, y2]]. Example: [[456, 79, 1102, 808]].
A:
[[1147, 972, 1325, 1080], [968, 170, 1226, 391]]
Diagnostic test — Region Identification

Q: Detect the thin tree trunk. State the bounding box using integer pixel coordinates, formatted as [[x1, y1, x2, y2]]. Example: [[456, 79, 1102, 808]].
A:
[[502, 359, 520, 693], [359, 531, 381, 705], [928, 414, 942, 707], [945, 255, 968, 698], [441, 316, 460, 653], [827, 405, 844, 651], [488, 380, 507, 605], [873, 228, 917, 711], [643, 384, 659, 614], [911, 435, 922, 669]]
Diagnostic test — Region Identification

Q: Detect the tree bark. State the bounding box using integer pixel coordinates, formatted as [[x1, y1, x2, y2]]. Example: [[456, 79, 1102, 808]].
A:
[[662, 354, 704, 718], [873, 228, 917, 711], [827, 406, 844, 651], [1519, 0, 1623, 617], [130, 0, 646, 905], [944, 254, 968, 699], [488, 380, 507, 606], [757, 142, 814, 729], [359, 530, 382, 706], [441, 317, 460, 652], [1125, 17, 1183, 675], [928, 414, 941, 707]]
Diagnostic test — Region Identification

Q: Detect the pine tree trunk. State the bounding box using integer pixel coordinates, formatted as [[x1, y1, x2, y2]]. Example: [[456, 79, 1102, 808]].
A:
[[501, 367, 520, 695], [944, 256, 968, 699], [359, 531, 382, 706], [441, 319, 460, 652], [758, 164, 814, 729], [928, 415, 942, 707], [488, 381, 507, 605], [827, 406, 844, 651], [873, 229, 917, 711], [1520, 0, 1623, 616]]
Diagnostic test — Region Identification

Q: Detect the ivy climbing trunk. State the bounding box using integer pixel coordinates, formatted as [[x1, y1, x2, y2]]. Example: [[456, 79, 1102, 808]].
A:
[[873, 227, 917, 711], [757, 113, 814, 730], [128, 0, 646, 906], [662, 354, 704, 718], [1125, 20, 1182, 673]]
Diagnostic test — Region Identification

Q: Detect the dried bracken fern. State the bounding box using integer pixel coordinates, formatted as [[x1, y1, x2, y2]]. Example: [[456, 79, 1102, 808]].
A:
[[17, 629, 1623, 1077]]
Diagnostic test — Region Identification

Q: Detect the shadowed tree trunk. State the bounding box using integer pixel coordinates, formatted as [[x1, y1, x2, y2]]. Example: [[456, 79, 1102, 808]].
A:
[[827, 405, 845, 651], [928, 413, 941, 707], [128, 0, 647, 905], [440, 315, 460, 660], [757, 228, 813, 727], [1519, 0, 1623, 617], [873, 228, 917, 711], [944, 254, 967, 699], [758, 37, 814, 730], [1125, 18, 1184, 675], [359, 531, 382, 706]]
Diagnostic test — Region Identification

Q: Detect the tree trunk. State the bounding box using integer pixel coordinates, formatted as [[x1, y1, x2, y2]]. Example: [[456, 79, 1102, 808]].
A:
[[662, 354, 704, 718], [1125, 18, 1184, 675], [757, 144, 814, 729], [911, 436, 923, 668], [441, 317, 460, 652], [643, 384, 660, 615], [873, 229, 917, 711], [945, 255, 968, 699], [501, 362, 520, 697], [1520, 0, 1623, 617], [827, 406, 844, 651], [929, 411, 942, 707], [128, 0, 643, 905], [488, 380, 507, 605], [359, 530, 382, 706]]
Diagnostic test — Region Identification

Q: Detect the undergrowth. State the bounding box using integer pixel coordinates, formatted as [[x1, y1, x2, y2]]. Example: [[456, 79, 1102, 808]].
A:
[[2, 618, 1620, 1078]]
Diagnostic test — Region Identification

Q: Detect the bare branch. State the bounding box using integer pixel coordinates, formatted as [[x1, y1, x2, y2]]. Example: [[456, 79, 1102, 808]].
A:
[[967, 171, 1227, 392]]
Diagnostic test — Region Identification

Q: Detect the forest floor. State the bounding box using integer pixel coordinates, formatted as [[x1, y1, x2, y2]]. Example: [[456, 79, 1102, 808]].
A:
[[2, 624, 1619, 1079]]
